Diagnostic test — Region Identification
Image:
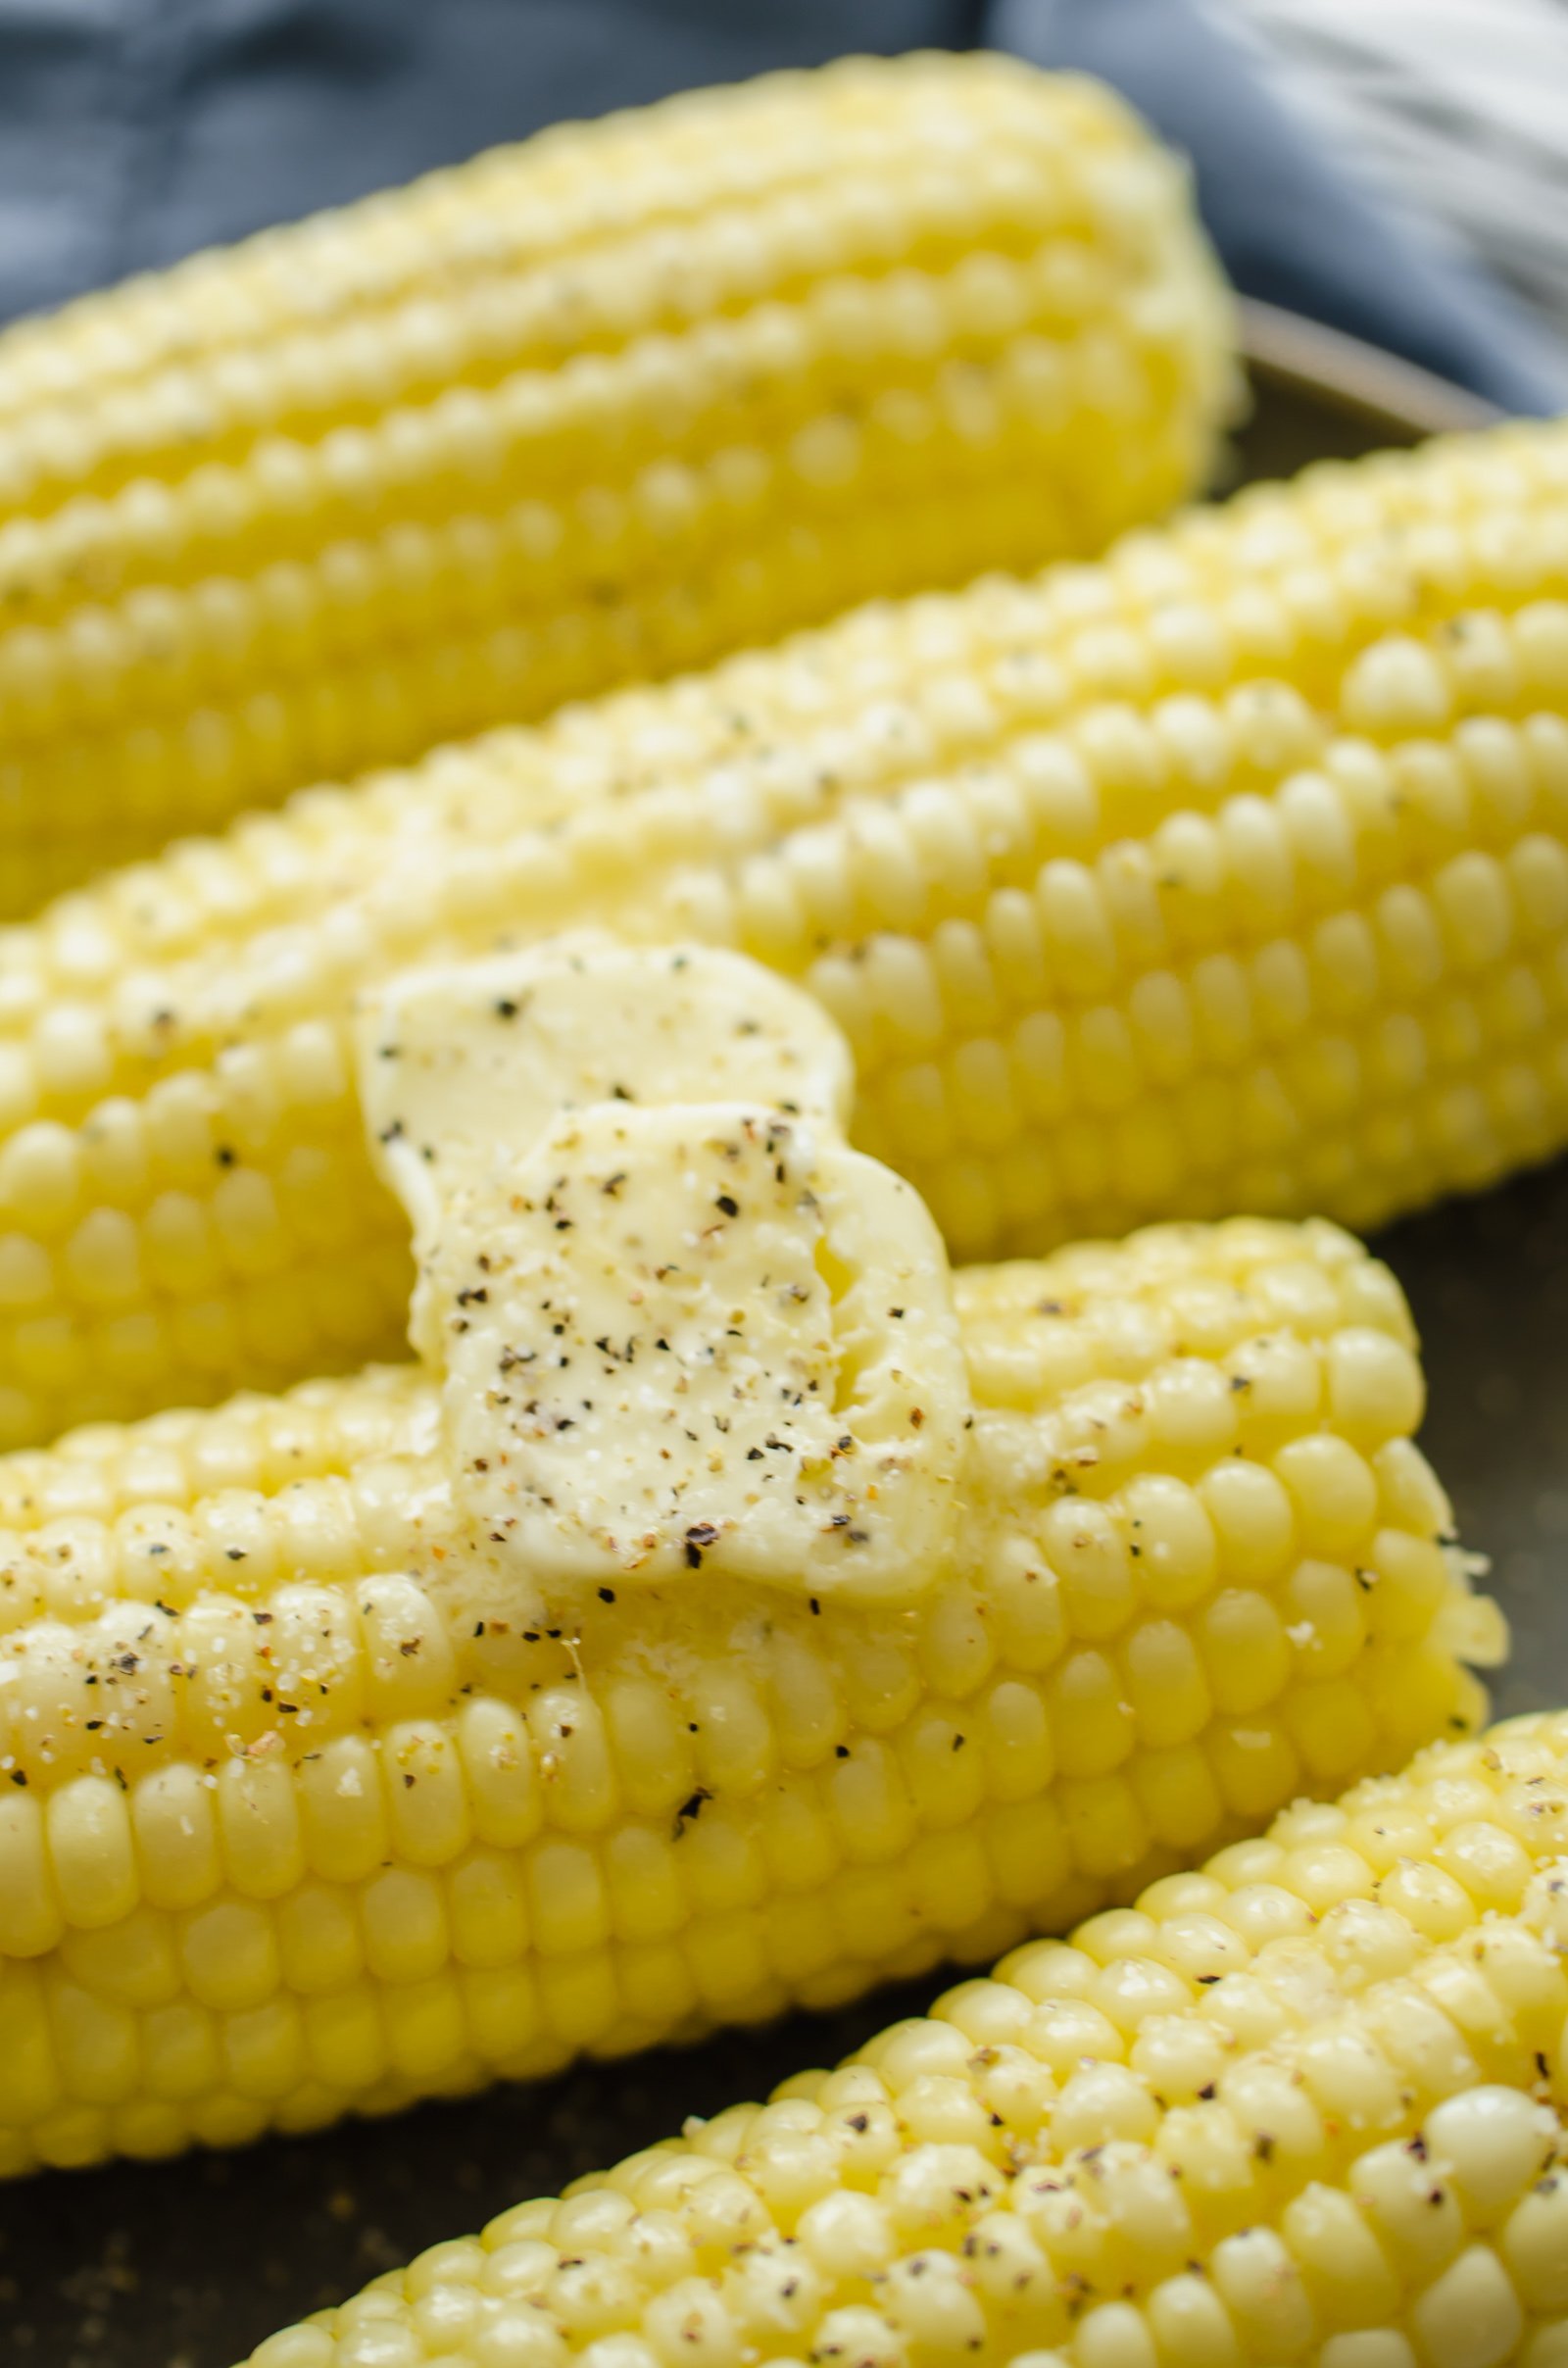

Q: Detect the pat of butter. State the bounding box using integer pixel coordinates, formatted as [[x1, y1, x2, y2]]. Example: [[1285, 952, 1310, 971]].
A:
[[357, 943, 968, 1608], [438, 1104, 964, 1602], [362, 938, 854, 1368]]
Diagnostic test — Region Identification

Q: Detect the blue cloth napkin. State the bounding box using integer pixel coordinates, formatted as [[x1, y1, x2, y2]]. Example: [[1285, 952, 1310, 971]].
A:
[[0, 0, 1558, 412]]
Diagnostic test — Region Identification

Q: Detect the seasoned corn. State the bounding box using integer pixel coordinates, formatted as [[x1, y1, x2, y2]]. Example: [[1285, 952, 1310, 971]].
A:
[[0, 52, 1234, 913], [238, 1710, 1568, 2368], [4, 420, 1568, 1444], [0, 945, 1498, 2176]]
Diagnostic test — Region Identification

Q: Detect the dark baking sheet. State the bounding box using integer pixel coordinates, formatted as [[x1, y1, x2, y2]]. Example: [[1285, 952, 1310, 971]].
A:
[[4, 339, 1559, 2368]]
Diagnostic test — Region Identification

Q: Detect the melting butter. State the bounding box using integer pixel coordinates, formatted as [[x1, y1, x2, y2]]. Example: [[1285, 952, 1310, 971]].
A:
[[357, 943, 969, 1611]]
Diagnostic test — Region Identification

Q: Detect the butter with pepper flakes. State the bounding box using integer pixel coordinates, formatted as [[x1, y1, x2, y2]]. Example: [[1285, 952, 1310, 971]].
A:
[[359, 941, 968, 1607]]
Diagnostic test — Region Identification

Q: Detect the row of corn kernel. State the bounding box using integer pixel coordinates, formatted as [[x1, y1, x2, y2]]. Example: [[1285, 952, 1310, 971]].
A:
[[0, 1362, 429, 1532], [0, 60, 1139, 498], [11, 494, 1568, 1095], [0, 1415, 1487, 1930], [0, 248, 1173, 634], [9, 705, 1551, 1434], [8, 414, 1565, 1011], [0, 1656, 1493, 2185], [0, 1208, 1431, 1635], [9, 621, 1564, 1151]]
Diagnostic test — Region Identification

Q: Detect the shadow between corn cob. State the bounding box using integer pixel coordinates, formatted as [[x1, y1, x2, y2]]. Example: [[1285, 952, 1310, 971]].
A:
[[0, 52, 1234, 914], [237, 1712, 1568, 2368], [0, 946, 1499, 2177]]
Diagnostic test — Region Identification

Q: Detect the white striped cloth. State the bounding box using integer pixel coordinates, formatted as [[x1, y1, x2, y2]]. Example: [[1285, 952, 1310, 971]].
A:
[[1219, 0, 1568, 369]]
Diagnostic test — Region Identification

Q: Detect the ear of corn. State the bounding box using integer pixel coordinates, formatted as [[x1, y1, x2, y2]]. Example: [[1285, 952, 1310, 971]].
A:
[[0, 51, 1234, 916], [237, 1709, 1568, 2368], [0, 1184, 1500, 2172], [4, 419, 1568, 1446]]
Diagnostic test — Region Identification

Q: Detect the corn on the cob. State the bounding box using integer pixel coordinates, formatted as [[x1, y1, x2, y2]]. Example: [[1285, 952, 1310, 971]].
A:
[[5, 418, 1568, 1448], [236, 1710, 1568, 2368], [0, 53, 1234, 916], [0, 945, 1499, 2177]]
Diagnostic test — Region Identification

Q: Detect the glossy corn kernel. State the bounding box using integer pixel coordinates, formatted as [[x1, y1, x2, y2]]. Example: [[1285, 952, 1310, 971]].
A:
[[239, 1713, 1568, 2368], [0, 52, 1234, 914], [6, 419, 1568, 1443], [0, 1216, 1499, 2175]]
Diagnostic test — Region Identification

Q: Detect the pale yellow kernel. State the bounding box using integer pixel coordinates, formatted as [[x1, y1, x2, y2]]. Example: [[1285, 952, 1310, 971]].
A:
[[461, 1697, 544, 1846], [1273, 1433, 1379, 1554], [132, 1763, 220, 1912], [1423, 2086, 1556, 2225], [298, 1734, 389, 1884], [361, 1865, 448, 1985], [1060, 1769, 1148, 1881], [1284, 1676, 1377, 1778], [276, 1881, 362, 1993], [1409, 2245, 1524, 2368], [1283, 1559, 1369, 1678], [1501, 2169, 1568, 2310], [1114, 1472, 1216, 1610], [1040, 1497, 1134, 1638], [0, 1123, 82, 1237], [1121, 1619, 1210, 1746], [1343, 634, 1452, 736], [1367, 1530, 1454, 1642], [218, 1753, 306, 1899], [1326, 1328, 1424, 1448], [1144, 1358, 1239, 1463], [1046, 1649, 1135, 1779], [47, 1773, 138, 1929], [883, 2248, 989, 2357], [1318, 2340, 1417, 2368], [1434, 1821, 1535, 1913], [1351, 2132, 1469, 2280], [1376, 1858, 1477, 1943], [0, 1791, 63, 1955], [178, 1896, 279, 2013], [384, 1718, 471, 1867], [1049, 2060, 1161, 2155], [1199, 1459, 1297, 1583], [808, 2302, 905, 2368], [839, 1638, 922, 1736], [766, 1637, 844, 1769], [249, 2329, 336, 2368], [917, 1582, 996, 1698], [1142, 2269, 1241, 2368], [355, 1572, 458, 1718], [1067, 2301, 1154, 2368]]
